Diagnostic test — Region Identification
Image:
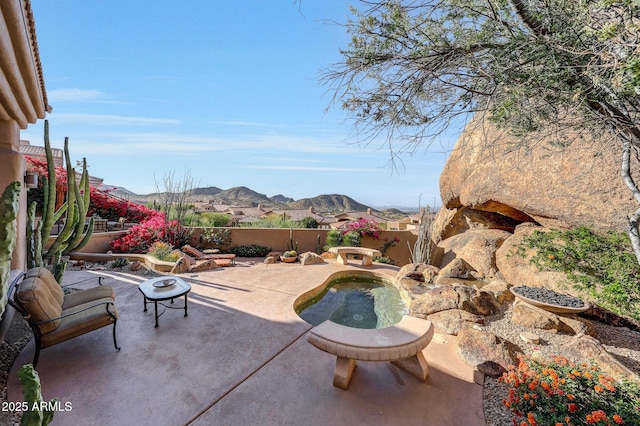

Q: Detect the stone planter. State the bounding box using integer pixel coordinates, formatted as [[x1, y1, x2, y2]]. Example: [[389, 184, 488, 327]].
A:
[[511, 286, 589, 314], [280, 256, 298, 263]]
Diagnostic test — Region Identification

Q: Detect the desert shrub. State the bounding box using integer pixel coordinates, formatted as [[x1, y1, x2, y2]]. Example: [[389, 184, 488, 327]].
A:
[[202, 213, 231, 227], [514, 226, 640, 321], [373, 256, 394, 265], [199, 228, 232, 248], [323, 229, 343, 251], [111, 257, 129, 268], [110, 214, 191, 254], [322, 219, 381, 251], [299, 216, 319, 229], [501, 355, 640, 425], [240, 215, 297, 228], [148, 241, 179, 262], [229, 244, 272, 257], [181, 212, 231, 227], [342, 231, 361, 247]]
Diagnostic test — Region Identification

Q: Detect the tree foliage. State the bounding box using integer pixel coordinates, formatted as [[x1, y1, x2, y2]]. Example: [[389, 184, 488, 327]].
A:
[[326, 0, 640, 259], [328, 0, 640, 147], [153, 168, 197, 224]]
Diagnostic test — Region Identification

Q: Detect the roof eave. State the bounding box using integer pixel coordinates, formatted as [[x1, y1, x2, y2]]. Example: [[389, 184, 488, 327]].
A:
[[0, 0, 50, 128]]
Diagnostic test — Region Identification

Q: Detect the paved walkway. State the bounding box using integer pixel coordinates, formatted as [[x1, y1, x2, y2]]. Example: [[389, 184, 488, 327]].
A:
[[7, 260, 485, 425]]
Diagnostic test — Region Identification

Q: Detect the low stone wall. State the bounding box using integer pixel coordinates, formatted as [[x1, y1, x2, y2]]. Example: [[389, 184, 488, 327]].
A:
[[44, 231, 127, 254], [68, 252, 175, 273]]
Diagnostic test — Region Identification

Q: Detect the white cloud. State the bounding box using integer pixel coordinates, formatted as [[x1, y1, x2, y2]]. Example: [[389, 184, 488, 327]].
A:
[[63, 130, 363, 156], [50, 113, 180, 126], [242, 165, 378, 172], [213, 120, 288, 128], [48, 88, 118, 104]]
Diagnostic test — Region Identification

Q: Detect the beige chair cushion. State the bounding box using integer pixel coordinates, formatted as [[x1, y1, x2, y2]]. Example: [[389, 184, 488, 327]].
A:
[[25, 267, 64, 307], [41, 298, 118, 348], [16, 276, 63, 334], [62, 285, 114, 310]]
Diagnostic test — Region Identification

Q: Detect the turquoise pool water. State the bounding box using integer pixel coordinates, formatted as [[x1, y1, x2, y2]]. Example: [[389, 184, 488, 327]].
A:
[[296, 275, 408, 329]]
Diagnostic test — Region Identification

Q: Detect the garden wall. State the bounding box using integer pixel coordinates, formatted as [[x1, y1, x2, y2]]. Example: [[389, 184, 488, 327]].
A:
[[190, 228, 416, 266], [61, 228, 418, 267]]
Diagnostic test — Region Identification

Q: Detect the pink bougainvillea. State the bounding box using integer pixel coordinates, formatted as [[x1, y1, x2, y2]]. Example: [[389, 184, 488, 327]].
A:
[[88, 187, 157, 223], [109, 213, 189, 254], [345, 218, 382, 239], [24, 155, 68, 186]]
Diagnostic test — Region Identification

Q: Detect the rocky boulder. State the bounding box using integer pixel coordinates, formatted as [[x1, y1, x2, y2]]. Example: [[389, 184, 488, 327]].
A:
[[437, 258, 476, 280], [410, 285, 499, 318], [396, 263, 440, 284], [436, 229, 512, 280], [562, 335, 636, 381], [431, 205, 522, 245], [511, 301, 573, 333], [495, 224, 576, 296], [188, 259, 219, 272], [456, 329, 522, 377], [427, 309, 484, 335], [439, 116, 637, 232], [395, 263, 440, 296], [300, 252, 326, 265], [481, 279, 514, 304]]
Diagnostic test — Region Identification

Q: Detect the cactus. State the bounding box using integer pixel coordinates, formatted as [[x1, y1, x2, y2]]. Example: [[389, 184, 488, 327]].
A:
[[26, 202, 37, 269], [39, 120, 56, 244], [28, 121, 93, 282], [18, 364, 56, 426], [0, 181, 20, 318], [287, 227, 298, 253], [52, 251, 66, 284], [62, 157, 93, 255]]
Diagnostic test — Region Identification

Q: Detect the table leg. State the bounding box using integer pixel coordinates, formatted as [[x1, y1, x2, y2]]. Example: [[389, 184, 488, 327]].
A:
[[143, 296, 147, 312], [184, 293, 188, 317], [154, 301, 159, 328]]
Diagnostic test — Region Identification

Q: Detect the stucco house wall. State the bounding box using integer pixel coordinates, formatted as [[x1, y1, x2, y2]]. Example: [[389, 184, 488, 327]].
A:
[[0, 0, 50, 270], [0, 0, 50, 338]]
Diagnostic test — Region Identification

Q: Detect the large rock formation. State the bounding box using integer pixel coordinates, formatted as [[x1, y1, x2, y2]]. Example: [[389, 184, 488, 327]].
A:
[[438, 116, 637, 233]]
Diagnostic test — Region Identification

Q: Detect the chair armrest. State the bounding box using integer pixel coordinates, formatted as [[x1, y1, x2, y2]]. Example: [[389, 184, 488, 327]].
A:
[[61, 275, 105, 290], [7, 272, 28, 317], [33, 300, 117, 325]]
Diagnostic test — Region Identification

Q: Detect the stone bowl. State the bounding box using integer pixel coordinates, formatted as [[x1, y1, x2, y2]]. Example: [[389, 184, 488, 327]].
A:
[[280, 256, 298, 263], [510, 286, 589, 314]]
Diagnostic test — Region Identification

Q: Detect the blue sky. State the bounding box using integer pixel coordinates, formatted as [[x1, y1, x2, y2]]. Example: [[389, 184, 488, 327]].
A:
[[22, 1, 459, 209]]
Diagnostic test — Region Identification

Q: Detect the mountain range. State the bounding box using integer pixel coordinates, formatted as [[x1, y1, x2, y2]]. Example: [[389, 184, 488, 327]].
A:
[[103, 185, 400, 214]]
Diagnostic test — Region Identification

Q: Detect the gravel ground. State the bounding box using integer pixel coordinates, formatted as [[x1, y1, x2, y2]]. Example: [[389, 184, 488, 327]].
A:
[[0, 313, 31, 426], [2, 262, 639, 425]]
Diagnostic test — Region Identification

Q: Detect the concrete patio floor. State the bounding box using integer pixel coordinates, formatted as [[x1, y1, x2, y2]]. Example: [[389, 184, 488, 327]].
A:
[[7, 260, 485, 425]]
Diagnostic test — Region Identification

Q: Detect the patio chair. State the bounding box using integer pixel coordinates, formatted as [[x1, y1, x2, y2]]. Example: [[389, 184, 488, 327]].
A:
[[7, 267, 120, 367], [181, 244, 236, 266]]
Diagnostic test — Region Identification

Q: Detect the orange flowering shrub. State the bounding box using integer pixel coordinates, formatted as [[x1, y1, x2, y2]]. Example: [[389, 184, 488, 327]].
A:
[[500, 355, 640, 425]]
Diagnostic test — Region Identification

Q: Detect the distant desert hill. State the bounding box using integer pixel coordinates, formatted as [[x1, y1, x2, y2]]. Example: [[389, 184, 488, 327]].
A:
[[208, 186, 277, 207], [286, 194, 370, 213], [99, 184, 408, 215], [192, 186, 223, 196], [270, 194, 294, 204]]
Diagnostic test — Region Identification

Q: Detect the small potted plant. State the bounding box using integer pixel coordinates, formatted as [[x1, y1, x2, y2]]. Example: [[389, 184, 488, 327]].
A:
[[281, 250, 298, 263]]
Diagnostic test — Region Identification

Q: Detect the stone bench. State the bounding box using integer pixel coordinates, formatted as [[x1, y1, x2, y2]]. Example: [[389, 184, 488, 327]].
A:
[[306, 316, 434, 389], [328, 246, 382, 266]]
